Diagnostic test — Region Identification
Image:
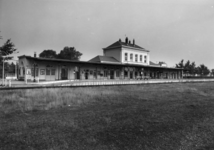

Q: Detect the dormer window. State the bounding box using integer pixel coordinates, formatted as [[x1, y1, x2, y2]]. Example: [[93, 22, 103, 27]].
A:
[[130, 53, 133, 61], [135, 54, 138, 62], [125, 53, 128, 61]]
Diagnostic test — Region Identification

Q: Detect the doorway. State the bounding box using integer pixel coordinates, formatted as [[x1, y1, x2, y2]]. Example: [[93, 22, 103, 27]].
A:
[[75, 72, 80, 79], [110, 70, 114, 79], [85, 72, 89, 80], [61, 68, 68, 80], [130, 71, 133, 79]]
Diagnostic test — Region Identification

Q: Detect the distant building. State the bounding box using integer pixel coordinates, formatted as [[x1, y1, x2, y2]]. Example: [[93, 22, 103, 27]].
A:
[[159, 62, 167, 67], [18, 37, 182, 81]]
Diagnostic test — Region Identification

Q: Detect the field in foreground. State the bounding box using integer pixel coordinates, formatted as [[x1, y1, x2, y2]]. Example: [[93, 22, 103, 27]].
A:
[[1, 82, 214, 150]]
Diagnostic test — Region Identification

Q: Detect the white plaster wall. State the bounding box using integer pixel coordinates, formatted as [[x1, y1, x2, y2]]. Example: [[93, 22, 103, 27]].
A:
[[23, 60, 61, 81], [103, 48, 121, 61], [121, 48, 150, 65], [36, 62, 59, 81], [18, 57, 33, 80], [18, 58, 26, 77]]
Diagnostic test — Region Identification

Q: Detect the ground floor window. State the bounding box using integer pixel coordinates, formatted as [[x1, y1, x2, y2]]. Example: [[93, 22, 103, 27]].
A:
[[116, 70, 120, 77], [104, 70, 108, 77], [93, 71, 97, 78], [124, 71, 128, 77], [130, 72, 133, 79], [31, 68, 38, 76], [135, 71, 138, 77], [40, 69, 45, 75], [51, 69, 55, 75], [46, 68, 51, 75], [23, 68, 25, 75]]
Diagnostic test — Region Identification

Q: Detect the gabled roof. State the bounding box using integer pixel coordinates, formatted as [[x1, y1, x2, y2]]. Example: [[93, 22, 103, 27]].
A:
[[103, 40, 149, 52], [18, 55, 182, 70], [88, 55, 120, 64]]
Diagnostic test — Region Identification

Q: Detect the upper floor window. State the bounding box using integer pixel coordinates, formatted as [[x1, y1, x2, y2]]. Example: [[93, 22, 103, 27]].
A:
[[130, 53, 133, 61], [135, 54, 138, 62], [125, 53, 128, 61], [144, 55, 147, 63], [140, 55, 142, 62]]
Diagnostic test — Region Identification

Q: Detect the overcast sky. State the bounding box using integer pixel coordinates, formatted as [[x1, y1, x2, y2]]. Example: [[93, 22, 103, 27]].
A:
[[0, 0, 214, 68]]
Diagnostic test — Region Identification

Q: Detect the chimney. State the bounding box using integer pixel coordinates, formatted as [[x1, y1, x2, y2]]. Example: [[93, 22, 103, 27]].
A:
[[34, 52, 36, 57], [133, 39, 135, 46], [125, 37, 128, 44], [119, 38, 121, 42]]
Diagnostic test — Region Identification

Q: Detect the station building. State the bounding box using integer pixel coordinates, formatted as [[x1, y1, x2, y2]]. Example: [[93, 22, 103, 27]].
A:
[[18, 38, 183, 81]]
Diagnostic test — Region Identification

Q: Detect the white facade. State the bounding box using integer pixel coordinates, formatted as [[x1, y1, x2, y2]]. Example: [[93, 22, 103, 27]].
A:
[[17, 38, 182, 81], [103, 45, 150, 65], [121, 47, 149, 65]]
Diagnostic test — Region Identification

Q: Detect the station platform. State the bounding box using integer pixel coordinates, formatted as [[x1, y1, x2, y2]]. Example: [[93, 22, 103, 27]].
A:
[[1, 78, 214, 89]]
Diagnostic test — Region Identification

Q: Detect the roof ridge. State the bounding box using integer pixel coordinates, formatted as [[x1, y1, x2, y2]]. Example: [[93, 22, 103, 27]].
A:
[[103, 39, 149, 52]]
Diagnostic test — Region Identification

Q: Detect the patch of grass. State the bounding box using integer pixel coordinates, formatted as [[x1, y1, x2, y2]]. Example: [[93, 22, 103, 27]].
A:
[[1, 82, 214, 149]]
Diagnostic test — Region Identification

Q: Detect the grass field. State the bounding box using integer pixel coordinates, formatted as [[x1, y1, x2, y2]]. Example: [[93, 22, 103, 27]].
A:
[[1, 82, 214, 150]]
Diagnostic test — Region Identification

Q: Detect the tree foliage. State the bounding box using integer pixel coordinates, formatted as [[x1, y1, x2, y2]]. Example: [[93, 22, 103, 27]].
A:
[[176, 60, 210, 76], [197, 64, 210, 76], [189, 62, 196, 75], [57, 47, 82, 60], [211, 69, 214, 76], [39, 47, 82, 61], [176, 59, 184, 68], [0, 39, 17, 61], [39, 50, 57, 58]]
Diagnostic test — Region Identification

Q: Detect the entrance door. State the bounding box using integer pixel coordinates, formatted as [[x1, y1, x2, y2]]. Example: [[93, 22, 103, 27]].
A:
[[110, 70, 114, 79], [85, 72, 88, 80], [61, 68, 68, 80], [130, 71, 133, 79], [74, 72, 80, 79]]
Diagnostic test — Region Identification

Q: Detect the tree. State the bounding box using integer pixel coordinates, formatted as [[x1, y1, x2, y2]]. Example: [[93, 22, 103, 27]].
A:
[[39, 50, 57, 58], [197, 64, 210, 76], [181, 60, 191, 76], [175, 59, 184, 68], [211, 69, 214, 76], [57, 47, 82, 60], [8, 62, 15, 73], [175, 59, 211, 77], [189, 62, 196, 76], [0, 39, 17, 61]]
